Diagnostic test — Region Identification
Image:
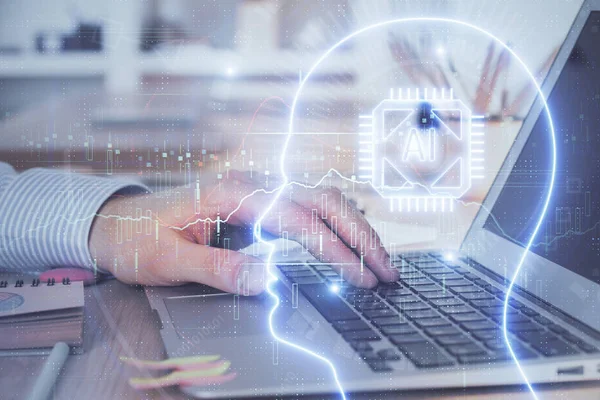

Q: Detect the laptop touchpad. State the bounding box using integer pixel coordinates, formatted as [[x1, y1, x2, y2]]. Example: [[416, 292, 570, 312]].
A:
[[164, 291, 310, 339]]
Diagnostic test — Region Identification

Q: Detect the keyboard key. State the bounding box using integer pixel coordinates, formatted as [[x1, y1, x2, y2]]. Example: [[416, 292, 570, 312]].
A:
[[343, 331, 381, 341], [418, 291, 453, 300], [413, 318, 451, 328], [445, 274, 472, 281], [462, 272, 479, 281], [355, 302, 388, 312], [430, 297, 464, 307], [450, 286, 482, 294], [450, 313, 485, 323], [371, 316, 408, 327], [343, 287, 375, 295], [486, 287, 504, 296], [427, 251, 445, 258], [310, 263, 334, 271], [483, 339, 538, 360], [517, 331, 559, 344], [401, 277, 433, 285], [531, 339, 579, 357], [436, 334, 473, 346], [484, 338, 509, 351], [386, 294, 421, 304], [461, 321, 496, 331], [362, 308, 398, 319], [579, 342, 600, 353], [377, 283, 401, 291], [470, 299, 504, 308], [284, 270, 316, 278], [520, 307, 539, 317], [279, 265, 310, 272], [291, 276, 323, 284], [394, 302, 431, 312], [401, 309, 441, 320], [425, 326, 461, 336], [319, 269, 340, 276], [472, 330, 501, 341], [405, 255, 437, 263], [398, 272, 424, 279], [562, 333, 588, 347], [380, 288, 413, 298], [439, 305, 475, 315], [422, 267, 455, 275], [460, 292, 494, 301], [357, 350, 381, 362], [508, 299, 525, 309], [452, 267, 470, 274], [349, 341, 373, 352], [412, 284, 441, 292], [505, 345, 539, 360], [366, 359, 392, 372], [377, 348, 402, 361], [533, 315, 552, 325], [507, 322, 544, 333], [491, 314, 530, 324], [429, 273, 464, 281], [380, 324, 417, 336], [547, 324, 568, 335], [332, 319, 371, 333], [443, 279, 473, 287], [395, 342, 454, 368], [389, 333, 428, 345], [446, 343, 486, 357], [472, 278, 492, 287], [299, 284, 359, 321], [480, 306, 517, 317], [393, 264, 418, 273], [416, 263, 447, 270], [457, 352, 511, 364], [427, 268, 460, 276], [461, 345, 537, 364], [345, 294, 376, 303]]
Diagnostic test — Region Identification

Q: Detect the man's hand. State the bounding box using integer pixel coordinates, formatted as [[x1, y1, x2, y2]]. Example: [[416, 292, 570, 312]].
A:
[[89, 172, 398, 295]]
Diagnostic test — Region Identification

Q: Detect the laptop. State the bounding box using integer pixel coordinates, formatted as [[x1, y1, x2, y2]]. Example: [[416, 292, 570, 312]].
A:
[[145, 2, 600, 397]]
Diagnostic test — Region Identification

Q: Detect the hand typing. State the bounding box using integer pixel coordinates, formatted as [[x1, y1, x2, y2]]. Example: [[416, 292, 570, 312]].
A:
[[89, 171, 397, 294]]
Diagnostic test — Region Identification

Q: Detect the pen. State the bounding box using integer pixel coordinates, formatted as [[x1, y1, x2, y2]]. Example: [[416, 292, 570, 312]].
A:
[[27, 342, 69, 400]]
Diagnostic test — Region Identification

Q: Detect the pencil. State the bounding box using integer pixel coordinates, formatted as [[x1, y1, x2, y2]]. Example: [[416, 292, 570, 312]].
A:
[[27, 342, 69, 400]]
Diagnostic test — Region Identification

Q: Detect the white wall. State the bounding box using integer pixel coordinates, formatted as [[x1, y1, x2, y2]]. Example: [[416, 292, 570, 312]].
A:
[[0, 0, 586, 117], [351, 0, 584, 114]]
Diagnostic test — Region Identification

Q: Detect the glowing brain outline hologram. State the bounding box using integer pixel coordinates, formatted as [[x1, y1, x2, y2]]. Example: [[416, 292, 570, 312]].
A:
[[253, 18, 556, 400]]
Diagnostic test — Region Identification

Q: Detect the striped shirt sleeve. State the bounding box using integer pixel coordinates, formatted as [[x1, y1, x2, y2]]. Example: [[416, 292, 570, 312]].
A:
[[0, 163, 148, 273]]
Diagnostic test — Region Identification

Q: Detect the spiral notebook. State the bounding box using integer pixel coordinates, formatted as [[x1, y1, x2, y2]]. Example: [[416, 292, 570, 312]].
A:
[[0, 278, 84, 352]]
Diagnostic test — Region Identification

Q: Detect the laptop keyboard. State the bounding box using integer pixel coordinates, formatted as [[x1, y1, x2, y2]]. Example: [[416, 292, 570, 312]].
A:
[[278, 253, 599, 372]]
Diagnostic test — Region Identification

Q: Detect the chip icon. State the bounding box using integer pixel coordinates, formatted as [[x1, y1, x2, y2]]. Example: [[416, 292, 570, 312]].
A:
[[358, 89, 480, 209]]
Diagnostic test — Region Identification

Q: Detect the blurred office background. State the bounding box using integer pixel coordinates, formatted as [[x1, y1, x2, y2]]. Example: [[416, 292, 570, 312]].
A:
[[0, 0, 583, 120], [0, 0, 585, 248]]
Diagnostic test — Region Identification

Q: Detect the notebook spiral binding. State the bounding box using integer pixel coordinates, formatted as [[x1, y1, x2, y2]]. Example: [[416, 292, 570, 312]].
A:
[[0, 277, 71, 288]]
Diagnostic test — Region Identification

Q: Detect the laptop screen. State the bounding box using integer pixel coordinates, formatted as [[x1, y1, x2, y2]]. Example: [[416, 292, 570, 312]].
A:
[[483, 11, 600, 286]]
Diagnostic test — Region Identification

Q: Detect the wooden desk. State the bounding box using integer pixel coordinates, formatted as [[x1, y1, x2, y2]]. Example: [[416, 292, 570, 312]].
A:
[[0, 279, 599, 399]]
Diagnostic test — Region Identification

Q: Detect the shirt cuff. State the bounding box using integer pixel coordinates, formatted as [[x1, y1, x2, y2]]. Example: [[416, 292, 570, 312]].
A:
[[0, 168, 148, 273]]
